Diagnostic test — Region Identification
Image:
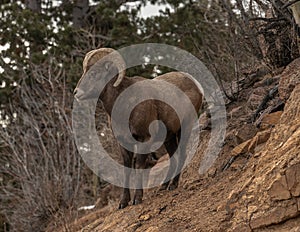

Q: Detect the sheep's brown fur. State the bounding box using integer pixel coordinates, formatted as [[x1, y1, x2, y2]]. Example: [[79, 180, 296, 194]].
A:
[[74, 48, 203, 209]]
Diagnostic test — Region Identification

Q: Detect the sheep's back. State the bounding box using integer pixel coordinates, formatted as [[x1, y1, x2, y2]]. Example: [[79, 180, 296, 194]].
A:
[[153, 72, 203, 133]]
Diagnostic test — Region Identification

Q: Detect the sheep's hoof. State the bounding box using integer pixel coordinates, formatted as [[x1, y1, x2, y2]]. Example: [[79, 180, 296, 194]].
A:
[[168, 182, 178, 191], [118, 202, 128, 209], [159, 183, 169, 191], [133, 198, 142, 205]]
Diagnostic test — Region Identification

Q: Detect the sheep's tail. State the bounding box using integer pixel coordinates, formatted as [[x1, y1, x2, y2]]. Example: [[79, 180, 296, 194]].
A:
[[180, 72, 204, 95]]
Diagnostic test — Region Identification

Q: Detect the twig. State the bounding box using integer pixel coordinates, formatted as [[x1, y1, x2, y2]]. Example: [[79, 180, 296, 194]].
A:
[[249, 17, 286, 22]]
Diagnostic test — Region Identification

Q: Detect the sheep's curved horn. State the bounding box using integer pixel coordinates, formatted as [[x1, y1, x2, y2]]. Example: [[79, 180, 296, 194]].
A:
[[82, 48, 126, 87]]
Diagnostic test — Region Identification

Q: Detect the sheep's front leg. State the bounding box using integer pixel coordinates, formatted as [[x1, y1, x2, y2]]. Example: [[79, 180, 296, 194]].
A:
[[160, 135, 178, 190], [133, 154, 148, 205], [119, 147, 133, 209]]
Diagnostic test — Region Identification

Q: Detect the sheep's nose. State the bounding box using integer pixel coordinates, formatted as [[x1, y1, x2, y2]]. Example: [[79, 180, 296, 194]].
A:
[[74, 88, 83, 95], [74, 88, 84, 101]]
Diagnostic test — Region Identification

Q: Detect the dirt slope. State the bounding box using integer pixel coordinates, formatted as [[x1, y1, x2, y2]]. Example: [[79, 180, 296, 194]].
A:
[[60, 59, 300, 232]]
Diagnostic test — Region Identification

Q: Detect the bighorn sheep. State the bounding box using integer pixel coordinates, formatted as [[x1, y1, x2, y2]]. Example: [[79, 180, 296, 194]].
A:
[[74, 48, 203, 209]]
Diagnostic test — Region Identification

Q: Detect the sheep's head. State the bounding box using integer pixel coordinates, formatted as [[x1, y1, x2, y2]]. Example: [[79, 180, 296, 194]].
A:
[[74, 48, 126, 101]]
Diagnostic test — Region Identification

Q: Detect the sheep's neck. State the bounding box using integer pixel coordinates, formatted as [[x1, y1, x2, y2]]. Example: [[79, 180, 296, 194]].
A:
[[100, 77, 131, 116]]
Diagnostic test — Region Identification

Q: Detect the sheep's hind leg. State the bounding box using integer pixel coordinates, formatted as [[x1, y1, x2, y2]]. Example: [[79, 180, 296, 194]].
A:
[[168, 123, 190, 190], [168, 140, 186, 190], [119, 147, 133, 209]]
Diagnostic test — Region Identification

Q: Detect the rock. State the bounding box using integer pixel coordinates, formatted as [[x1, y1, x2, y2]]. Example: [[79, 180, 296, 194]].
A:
[[207, 167, 217, 178], [260, 111, 283, 130], [228, 106, 244, 119], [268, 175, 291, 201], [232, 223, 252, 232], [253, 143, 264, 154], [231, 129, 271, 156], [278, 58, 300, 102], [216, 203, 226, 212], [250, 200, 299, 229], [231, 140, 251, 156], [248, 130, 271, 153], [144, 226, 159, 232], [285, 163, 300, 197], [297, 198, 300, 211], [290, 226, 300, 232], [247, 205, 258, 218], [234, 124, 258, 144], [127, 222, 142, 231], [247, 87, 268, 110], [139, 214, 151, 221]]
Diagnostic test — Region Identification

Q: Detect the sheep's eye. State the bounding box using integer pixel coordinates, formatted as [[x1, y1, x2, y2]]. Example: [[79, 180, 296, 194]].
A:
[[104, 61, 111, 71]]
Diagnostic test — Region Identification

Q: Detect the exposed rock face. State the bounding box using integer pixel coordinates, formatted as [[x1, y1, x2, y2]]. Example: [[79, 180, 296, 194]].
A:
[[286, 163, 300, 197], [278, 58, 300, 102], [249, 200, 299, 230], [230, 84, 300, 230], [268, 175, 291, 201]]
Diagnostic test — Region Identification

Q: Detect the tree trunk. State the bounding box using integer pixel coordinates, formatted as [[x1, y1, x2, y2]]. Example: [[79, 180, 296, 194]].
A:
[[72, 0, 89, 29], [25, 0, 41, 13]]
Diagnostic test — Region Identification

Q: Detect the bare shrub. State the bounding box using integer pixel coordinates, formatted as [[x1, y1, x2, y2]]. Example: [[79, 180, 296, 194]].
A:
[[221, 0, 300, 68], [0, 60, 105, 231]]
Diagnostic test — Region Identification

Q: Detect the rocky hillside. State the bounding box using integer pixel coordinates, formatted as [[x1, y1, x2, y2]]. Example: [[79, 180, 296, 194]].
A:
[[52, 58, 300, 232]]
